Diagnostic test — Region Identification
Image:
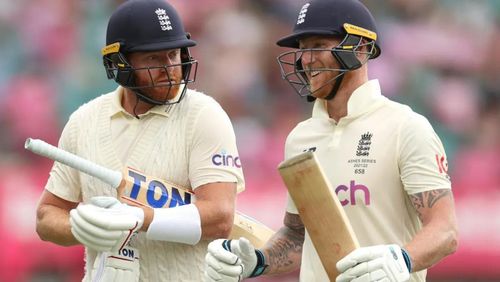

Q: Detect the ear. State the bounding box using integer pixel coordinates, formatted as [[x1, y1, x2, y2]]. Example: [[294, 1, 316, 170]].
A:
[[355, 38, 374, 61]]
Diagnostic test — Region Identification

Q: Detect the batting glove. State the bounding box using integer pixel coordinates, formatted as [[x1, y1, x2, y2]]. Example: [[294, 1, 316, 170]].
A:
[[205, 237, 267, 281], [91, 246, 140, 282], [336, 244, 411, 282], [70, 196, 144, 252]]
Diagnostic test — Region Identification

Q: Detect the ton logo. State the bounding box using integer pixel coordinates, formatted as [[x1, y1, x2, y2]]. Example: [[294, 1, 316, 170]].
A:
[[127, 170, 191, 208], [120, 247, 135, 259]]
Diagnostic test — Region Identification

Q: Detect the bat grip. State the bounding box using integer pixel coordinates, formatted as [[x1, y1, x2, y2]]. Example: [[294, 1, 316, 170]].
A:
[[24, 138, 122, 189]]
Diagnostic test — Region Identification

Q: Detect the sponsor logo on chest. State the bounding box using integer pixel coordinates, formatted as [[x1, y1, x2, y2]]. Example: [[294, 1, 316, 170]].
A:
[[335, 180, 371, 206]]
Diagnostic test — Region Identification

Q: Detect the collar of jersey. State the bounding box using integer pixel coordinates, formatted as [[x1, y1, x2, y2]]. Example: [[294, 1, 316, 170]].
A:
[[312, 79, 384, 119], [109, 86, 171, 118]]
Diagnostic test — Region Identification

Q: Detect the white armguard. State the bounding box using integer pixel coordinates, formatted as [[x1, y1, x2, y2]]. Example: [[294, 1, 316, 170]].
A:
[[146, 204, 201, 245]]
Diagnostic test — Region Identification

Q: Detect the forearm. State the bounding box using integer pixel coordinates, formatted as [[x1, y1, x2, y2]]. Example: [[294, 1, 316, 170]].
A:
[[405, 219, 458, 271], [36, 204, 79, 246], [261, 212, 305, 276], [130, 201, 233, 239], [138, 197, 234, 244], [194, 182, 236, 240], [195, 200, 234, 239], [407, 189, 459, 272], [140, 202, 234, 239], [261, 226, 303, 275]]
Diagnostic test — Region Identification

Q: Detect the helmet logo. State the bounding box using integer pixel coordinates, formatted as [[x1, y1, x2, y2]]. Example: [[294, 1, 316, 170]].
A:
[[296, 3, 310, 25], [343, 23, 377, 40], [155, 8, 172, 31]]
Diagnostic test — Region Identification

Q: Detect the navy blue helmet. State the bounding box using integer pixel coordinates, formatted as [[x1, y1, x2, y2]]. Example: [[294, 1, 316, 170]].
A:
[[276, 0, 381, 100], [102, 0, 197, 105]]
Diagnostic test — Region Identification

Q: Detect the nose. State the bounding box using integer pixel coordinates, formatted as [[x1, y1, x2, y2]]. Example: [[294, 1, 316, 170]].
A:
[[160, 57, 176, 75], [300, 49, 316, 67], [165, 55, 177, 66], [159, 56, 174, 67]]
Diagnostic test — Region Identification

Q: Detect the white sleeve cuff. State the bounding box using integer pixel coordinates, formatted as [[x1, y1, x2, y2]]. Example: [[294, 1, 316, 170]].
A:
[[146, 204, 201, 245]]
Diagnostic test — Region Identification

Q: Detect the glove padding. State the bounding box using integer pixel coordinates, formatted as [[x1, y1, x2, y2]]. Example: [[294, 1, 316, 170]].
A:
[[336, 244, 410, 282], [205, 237, 265, 282], [91, 246, 140, 282], [70, 196, 144, 252]]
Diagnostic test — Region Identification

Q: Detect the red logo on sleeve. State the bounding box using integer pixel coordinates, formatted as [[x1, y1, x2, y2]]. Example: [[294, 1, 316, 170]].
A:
[[435, 154, 448, 174]]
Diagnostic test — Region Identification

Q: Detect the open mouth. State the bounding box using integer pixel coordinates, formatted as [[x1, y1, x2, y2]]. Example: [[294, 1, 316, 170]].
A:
[[311, 71, 321, 77], [155, 80, 176, 86]]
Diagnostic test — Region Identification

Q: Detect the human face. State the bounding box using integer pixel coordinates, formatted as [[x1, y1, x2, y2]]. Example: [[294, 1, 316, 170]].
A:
[[127, 49, 183, 102], [298, 36, 342, 99]]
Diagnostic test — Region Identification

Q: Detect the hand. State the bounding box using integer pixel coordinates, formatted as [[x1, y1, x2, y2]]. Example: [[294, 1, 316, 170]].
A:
[[205, 238, 267, 281], [336, 244, 411, 282], [91, 246, 140, 282], [70, 196, 144, 252]]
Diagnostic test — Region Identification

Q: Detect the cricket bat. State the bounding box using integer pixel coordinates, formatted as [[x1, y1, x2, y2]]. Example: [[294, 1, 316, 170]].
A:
[[25, 138, 273, 248], [278, 151, 360, 280]]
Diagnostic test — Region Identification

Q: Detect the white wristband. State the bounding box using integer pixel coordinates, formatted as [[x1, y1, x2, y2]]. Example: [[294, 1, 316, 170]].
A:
[[146, 204, 201, 245]]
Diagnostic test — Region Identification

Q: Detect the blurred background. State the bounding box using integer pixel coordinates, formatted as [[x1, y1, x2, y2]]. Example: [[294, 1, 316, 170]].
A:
[[0, 0, 499, 281]]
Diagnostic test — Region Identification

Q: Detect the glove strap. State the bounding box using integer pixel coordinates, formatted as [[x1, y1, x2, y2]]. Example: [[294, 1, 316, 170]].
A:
[[222, 240, 268, 277], [249, 249, 268, 277], [401, 248, 412, 273]]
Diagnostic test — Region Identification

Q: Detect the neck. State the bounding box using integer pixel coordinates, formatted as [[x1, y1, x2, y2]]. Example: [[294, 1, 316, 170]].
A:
[[325, 67, 368, 122]]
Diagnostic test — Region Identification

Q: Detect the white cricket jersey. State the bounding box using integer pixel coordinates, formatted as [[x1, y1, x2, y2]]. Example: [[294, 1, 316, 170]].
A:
[[46, 86, 245, 281], [285, 80, 451, 282]]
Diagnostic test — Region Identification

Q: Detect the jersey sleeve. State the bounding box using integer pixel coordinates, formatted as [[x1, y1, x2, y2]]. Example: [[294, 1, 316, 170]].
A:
[[45, 113, 82, 202], [188, 102, 245, 192], [398, 114, 451, 195]]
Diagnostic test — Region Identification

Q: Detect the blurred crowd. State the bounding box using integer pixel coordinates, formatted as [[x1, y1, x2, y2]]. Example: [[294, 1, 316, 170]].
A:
[[0, 0, 498, 281]]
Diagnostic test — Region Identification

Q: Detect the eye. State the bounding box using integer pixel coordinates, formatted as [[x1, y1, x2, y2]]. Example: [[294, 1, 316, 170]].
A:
[[299, 42, 326, 50], [314, 43, 327, 49], [167, 49, 178, 59]]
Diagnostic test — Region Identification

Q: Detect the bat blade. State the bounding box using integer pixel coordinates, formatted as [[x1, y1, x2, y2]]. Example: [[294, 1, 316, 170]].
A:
[[120, 167, 274, 248], [278, 152, 359, 280], [25, 138, 274, 247], [231, 212, 274, 249]]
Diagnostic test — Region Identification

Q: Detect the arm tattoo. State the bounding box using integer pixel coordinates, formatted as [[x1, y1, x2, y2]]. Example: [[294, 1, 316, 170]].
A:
[[409, 189, 451, 220], [266, 212, 305, 271]]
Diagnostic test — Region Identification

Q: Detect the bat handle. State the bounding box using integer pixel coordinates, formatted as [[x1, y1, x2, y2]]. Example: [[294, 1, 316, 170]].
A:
[[24, 138, 122, 189]]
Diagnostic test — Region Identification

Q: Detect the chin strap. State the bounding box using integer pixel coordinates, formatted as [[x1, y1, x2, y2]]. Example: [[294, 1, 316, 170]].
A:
[[307, 72, 346, 102], [324, 73, 345, 100], [134, 89, 167, 106], [131, 88, 179, 118], [131, 90, 164, 119]]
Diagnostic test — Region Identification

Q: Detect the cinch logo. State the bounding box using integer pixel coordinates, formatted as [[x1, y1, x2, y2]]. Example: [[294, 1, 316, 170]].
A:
[[212, 150, 241, 168], [335, 180, 371, 206]]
